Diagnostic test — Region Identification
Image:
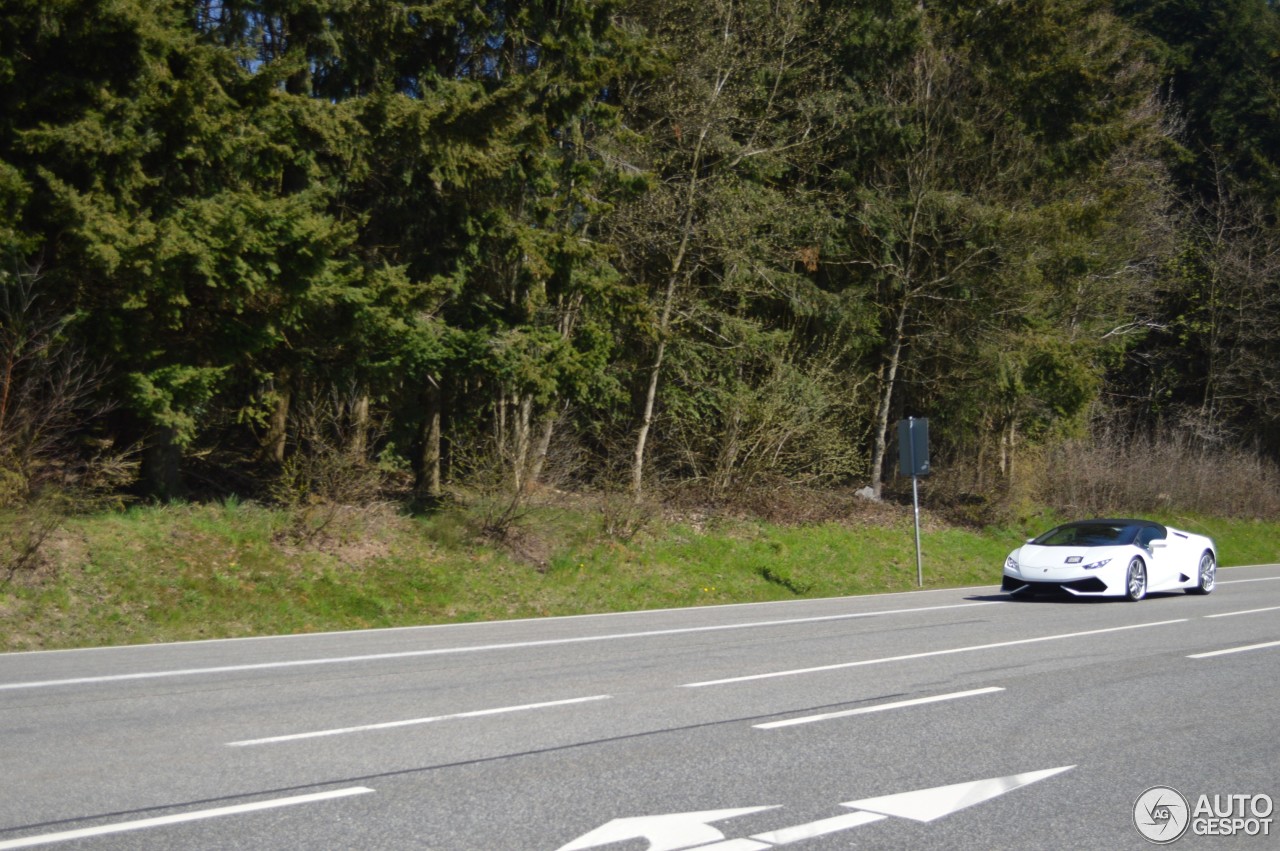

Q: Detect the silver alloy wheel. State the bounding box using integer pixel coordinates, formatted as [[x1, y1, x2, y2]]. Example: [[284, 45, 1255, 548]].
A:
[[1125, 558, 1147, 601], [1188, 551, 1216, 595]]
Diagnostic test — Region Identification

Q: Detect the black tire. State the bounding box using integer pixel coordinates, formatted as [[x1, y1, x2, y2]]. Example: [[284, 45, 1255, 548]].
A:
[[1186, 550, 1216, 595], [1124, 557, 1147, 602]]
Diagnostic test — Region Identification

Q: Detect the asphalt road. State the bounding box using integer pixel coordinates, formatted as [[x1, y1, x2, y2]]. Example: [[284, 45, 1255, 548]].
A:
[[3, 565, 1279, 850]]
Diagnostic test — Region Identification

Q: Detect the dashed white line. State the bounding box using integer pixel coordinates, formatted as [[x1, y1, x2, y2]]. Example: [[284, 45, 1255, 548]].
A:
[[1204, 605, 1280, 618], [0, 788, 373, 850], [682, 619, 1188, 687], [0, 602, 998, 691], [228, 695, 612, 746], [754, 687, 1005, 729], [1188, 640, 1280, 659]]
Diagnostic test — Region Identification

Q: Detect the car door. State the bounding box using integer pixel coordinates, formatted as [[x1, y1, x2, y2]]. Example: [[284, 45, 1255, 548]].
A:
[[1137, 525, 1174, 589]]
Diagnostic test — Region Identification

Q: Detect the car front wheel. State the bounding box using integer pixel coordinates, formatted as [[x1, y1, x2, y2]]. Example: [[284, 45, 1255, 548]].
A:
[[1124, 558, 1147, 601], [1186, 551, 1216, 595]]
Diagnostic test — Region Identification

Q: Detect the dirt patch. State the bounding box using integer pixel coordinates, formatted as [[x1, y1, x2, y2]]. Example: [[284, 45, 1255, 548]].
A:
[[272, 502, 404, 567], [494, 526, 554, 571], [659, 484, 910, 528]]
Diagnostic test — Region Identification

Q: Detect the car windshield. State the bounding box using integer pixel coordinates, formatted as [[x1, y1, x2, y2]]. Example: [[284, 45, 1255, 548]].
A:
[[1032, 522, 1142, 547]]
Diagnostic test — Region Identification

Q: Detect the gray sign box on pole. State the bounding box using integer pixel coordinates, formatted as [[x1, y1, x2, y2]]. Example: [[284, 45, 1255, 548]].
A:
[[897, 417, 929, 587], [897, 417, 930, 477]]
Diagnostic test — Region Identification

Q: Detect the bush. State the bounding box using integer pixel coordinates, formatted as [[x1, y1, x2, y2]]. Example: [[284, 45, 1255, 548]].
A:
[[1035, 417, 1280, 520], [0, 268, 132, 579]]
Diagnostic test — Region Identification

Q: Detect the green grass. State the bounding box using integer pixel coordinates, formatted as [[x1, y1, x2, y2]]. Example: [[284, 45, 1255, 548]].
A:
[[2, 500, 1277, 652]]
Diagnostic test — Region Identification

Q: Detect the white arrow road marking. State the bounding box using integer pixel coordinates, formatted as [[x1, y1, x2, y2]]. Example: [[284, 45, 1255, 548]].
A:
[[748, 811, 888, 844], [556, 766, 1075, 849], [843, 765, 1076, 822], [554, 807, 778, 851], [0, 788, 374, 850]]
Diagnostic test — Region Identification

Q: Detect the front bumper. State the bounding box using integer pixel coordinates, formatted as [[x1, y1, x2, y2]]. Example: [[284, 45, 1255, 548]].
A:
[[1001, 575, 1110, 595]]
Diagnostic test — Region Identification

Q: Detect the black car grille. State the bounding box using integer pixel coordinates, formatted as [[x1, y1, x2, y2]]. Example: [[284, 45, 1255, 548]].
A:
[[1003, 575, 1109, 594]]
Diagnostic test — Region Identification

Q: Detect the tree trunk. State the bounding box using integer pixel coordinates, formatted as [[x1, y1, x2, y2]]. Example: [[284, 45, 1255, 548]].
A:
[[869, 301, 910, 499], [632, 283, 674, 497], [414, 380, 442, 500], [712, 405, 743, 497], [509, 392, 534, 493], [141, 426, 182, 501], [631, 127, 709, 497], [527, 408, 560, 492], [259, 373, 291, 466], [349, 393, 370, 459]]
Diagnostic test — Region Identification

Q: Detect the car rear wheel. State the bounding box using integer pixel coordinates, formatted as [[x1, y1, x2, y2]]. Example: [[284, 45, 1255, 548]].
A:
[[1124, 558, 1147, 601], [1186, 551, 1216, 595]]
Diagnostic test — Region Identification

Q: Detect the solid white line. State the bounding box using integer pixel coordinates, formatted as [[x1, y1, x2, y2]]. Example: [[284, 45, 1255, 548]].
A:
[[0, 602, 998, 691], [683, 620, 1188, 687], [1188, 640, 1280, 659], [754, 687, 1005, 729], [0, 788, 373, 850], [228, 695, 611, 746], [0, 582, 1019, 658], [9, 565, 1277, 660], [1204, 605, 1280, 618], [1217, 576, 1280, 585]]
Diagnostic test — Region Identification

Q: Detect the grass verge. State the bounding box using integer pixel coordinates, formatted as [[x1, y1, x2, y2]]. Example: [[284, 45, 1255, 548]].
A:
[[2, 500, 1277, 652]]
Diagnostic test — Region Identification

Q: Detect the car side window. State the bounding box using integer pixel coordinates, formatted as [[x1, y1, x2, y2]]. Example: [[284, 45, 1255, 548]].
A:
[[1136, 526, 1166, 549]]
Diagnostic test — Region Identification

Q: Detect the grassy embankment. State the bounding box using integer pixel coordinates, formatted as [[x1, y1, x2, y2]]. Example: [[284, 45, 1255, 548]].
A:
[[2, 499, 1277, 652]]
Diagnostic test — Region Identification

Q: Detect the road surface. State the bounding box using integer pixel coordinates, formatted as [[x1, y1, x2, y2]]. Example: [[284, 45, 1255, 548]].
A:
[[3, 565, 1279, 849]]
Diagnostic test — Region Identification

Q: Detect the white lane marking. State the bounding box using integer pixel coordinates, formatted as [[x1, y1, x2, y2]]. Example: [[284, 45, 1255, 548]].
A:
[[1204, 605, 1280, 618], [0, 582, 1017, 658], [0, 602, 998, 691], [557, 766, 1075, 850], [1188, 640, 1280, 659], [843, 765, 1075, 822], [556, 807, 778, 851], [683, 620, 1188, 687], [0, 788, 373, 850], [2, 566, 1273, 661], [1218, 576, 1280, 584], [748, 811, 887, 844], [228, 695, 611, 746], [754, 687, 1005, 729]]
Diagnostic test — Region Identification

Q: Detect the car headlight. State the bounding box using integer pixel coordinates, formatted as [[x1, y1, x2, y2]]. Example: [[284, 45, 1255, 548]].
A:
[[1004, 555, 1019, 572], [1082, 558, 1111, 571]]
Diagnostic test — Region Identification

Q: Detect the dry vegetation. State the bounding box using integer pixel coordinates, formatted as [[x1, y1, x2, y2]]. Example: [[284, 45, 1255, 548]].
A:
[[1034, 425, 1280, 520]]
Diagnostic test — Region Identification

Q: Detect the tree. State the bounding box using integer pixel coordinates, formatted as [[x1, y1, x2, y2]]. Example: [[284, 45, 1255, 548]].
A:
[[608, 0, 859, 496], [1118, 0, 1280, 206], [841, 0, 1175, 495]]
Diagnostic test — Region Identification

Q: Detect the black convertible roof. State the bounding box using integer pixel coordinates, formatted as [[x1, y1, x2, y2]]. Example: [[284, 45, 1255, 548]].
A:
[[1065, 518, 1163, 528]]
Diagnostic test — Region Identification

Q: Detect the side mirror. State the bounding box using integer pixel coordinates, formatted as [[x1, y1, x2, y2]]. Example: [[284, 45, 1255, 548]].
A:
[[1152, 540, 1167, 549]]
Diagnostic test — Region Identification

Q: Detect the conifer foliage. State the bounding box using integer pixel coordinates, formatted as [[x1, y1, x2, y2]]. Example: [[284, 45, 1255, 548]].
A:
[[0, 0, 1276, 504]]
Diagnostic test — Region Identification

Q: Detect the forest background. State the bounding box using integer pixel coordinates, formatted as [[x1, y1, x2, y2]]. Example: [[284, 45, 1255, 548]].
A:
[[2, 0, 1279, 647]]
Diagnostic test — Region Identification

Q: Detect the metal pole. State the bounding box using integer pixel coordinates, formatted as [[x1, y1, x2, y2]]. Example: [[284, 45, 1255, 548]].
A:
[[912, 474, 923, 587]]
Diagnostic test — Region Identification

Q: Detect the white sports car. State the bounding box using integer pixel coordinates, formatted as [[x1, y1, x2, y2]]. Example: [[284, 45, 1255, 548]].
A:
[[1002, 519, 1216, 601]]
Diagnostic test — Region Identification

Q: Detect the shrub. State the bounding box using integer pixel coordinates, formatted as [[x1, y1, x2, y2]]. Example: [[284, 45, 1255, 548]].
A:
[[1035, 415, 1280, 520]]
